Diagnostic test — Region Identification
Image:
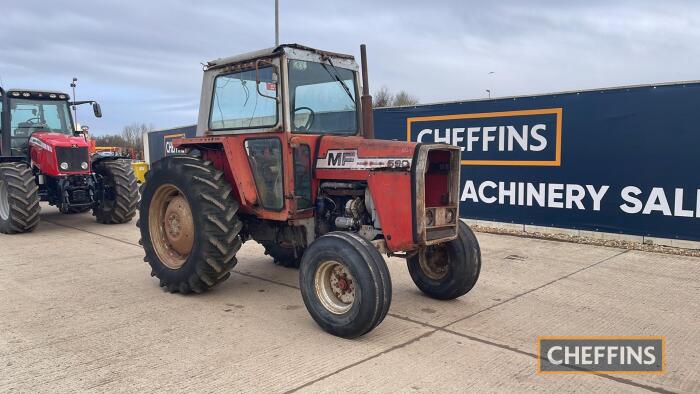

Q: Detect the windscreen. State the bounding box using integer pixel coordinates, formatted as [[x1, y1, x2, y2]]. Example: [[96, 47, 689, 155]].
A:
[[288, 60, 357, 135], [209, 67, 278, 130], [10, 98, 74, 136]]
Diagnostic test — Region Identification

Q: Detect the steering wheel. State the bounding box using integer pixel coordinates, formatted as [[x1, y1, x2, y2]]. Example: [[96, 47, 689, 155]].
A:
[[293, 107, 315, 132], [24, 117, 41, 125]]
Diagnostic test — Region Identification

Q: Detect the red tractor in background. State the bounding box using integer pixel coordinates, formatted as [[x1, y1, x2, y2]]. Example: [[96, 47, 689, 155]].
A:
[[138, 44, 481, 338], [0, 87, 139, 234]]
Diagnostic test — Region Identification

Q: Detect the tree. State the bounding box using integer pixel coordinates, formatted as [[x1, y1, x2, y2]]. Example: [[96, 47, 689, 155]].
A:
[[392, 90, 419, 107], [92, 123, 153, 160], [372, 86, 419, 107], [94, 134, 127, 147], [373, 86, 394, 108], [120, 123, 153, 150]]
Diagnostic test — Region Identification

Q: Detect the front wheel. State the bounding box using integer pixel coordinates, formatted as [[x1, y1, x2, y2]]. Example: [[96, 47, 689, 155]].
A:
[[299, 232, 392, 338], [407, 221, 481, 300]]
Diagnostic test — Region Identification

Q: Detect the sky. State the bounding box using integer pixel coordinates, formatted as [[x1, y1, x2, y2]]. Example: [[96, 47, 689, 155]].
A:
[[2, 0, 699, 135]]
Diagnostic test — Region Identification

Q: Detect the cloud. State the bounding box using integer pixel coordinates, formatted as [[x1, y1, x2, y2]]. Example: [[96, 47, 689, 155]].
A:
[[1, 0, 698, 134]]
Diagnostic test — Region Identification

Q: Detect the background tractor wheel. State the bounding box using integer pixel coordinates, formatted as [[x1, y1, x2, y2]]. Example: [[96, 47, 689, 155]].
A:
[[138, 155, 243, 294], [262, 242, 303, 268], [299, 232, 392, 338], [93, 159, 139, 224], [0, 163, 40, 234], [407, 221, 481, 300]]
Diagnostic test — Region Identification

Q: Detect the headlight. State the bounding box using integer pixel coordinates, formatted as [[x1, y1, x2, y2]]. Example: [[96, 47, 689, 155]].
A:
[[81, 162, 89, 170], [445, 208, 455, 224], [426, 209, 434, 226], [60, 162, 69, 170]]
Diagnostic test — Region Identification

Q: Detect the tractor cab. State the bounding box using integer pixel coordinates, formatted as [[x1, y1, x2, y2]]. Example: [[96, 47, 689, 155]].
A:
[[198, 44, 362, 138], [0, 89, 102, 158], [192, 46, 365, 213], [181, 45, 388, 222]]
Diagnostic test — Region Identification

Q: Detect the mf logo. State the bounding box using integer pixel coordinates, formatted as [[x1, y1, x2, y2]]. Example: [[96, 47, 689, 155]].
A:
[[316, 149, 412, 170], [164, 133, 186, 155], [327, 150, 356, 167], [407, 108, 563, 166]]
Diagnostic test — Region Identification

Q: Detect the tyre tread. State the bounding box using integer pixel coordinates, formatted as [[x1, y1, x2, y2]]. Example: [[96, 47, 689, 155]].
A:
[[93, 159, 139, 224], [0, 162, 41, 234], [138, 155, 242, 294]]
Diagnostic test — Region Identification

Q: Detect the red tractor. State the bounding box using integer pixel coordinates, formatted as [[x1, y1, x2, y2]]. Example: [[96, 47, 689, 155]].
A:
[[138, 44, 481, 338], [0, 87, 139, 234]]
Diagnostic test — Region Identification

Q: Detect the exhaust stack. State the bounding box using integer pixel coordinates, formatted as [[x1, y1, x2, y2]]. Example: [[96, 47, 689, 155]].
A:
[[360, 44, 374, 139]]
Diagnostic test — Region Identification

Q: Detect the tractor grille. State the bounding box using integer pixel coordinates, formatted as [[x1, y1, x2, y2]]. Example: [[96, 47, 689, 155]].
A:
[[413, 145, 461, 245], [56, 147, 89, 172]]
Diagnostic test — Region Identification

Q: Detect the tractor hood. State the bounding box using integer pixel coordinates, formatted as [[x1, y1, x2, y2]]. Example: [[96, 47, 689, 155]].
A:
[[29, 132, 89, 152], [315, 136, 417, 170]]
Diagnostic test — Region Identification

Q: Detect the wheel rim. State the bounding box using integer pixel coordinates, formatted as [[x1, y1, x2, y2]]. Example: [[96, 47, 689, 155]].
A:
[[0, 181, 9, 220], [418, 244, 450, 280], [314, 260, 356, 314], [148, 184, 194, 269]]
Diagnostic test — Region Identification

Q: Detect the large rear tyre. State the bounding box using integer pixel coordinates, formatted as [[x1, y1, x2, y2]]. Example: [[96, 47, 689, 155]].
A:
[[138, 155, 243, 294], [93, 159, 139, 224], [407, 221, 481, 300], [262, 241, 303, 268], [299, 232, 391, 338], [0, 163, 40, 234]]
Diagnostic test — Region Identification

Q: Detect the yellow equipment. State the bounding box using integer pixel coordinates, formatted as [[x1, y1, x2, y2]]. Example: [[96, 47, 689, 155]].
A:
[[131, 162, 149, 183]]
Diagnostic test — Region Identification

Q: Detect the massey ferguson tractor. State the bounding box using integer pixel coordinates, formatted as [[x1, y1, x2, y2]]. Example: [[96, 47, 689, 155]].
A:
[[138, 44, 481, 338], [0, 87, 139, 234]]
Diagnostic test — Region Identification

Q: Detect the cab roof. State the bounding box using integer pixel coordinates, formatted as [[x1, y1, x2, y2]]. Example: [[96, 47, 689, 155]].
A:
[[3, 89, 70, 99], [205, 43, 355, 70]]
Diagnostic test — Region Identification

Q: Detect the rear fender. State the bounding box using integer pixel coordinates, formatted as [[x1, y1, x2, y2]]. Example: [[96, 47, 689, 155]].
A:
[[197, 147, 249, 212], [177, 138, 286, 220], [91, 154, 125, 167]]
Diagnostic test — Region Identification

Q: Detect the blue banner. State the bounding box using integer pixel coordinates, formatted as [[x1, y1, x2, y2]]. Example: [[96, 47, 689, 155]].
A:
[[146, 125, 196, 163], [374, 82, 700, 241]]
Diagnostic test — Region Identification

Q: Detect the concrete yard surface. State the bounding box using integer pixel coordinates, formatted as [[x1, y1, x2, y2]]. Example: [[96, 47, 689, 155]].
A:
[[1, 205, 699, 393]]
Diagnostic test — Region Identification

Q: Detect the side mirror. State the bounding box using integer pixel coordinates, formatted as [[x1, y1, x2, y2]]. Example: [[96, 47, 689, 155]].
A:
[[92, 102, 102, 118], [255, 59, 280, 102]]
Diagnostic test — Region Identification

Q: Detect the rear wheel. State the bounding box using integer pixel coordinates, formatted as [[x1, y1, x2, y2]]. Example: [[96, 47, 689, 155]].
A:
[[93, 159, 139, 224], [407, 221, 481, 300], [138, 155, 243, 293], [299, 232, 391, 338], [0, 163, 41, 234], [262, 242, 303, 268]]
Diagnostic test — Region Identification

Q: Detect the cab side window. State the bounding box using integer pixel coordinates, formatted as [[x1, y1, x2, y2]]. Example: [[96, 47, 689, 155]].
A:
[[245, 138, 284, 210]]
